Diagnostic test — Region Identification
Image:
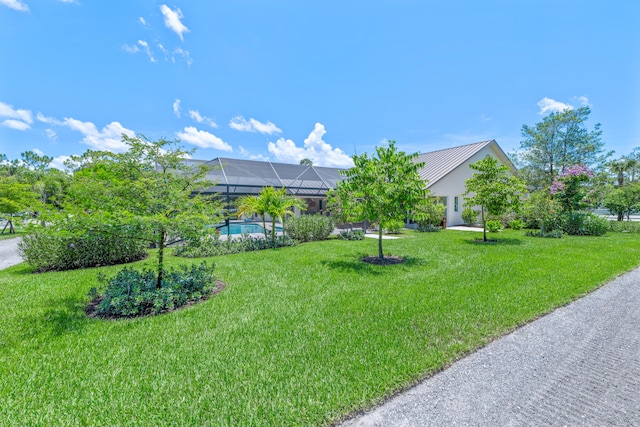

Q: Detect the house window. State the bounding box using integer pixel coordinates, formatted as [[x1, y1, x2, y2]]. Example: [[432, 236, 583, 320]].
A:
[[454, 196, 459, 212]]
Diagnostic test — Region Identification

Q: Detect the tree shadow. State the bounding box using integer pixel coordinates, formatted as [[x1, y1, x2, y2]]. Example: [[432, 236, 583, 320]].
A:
[[20, 296, 91, 340], [321, 254, 428, 274], [464, 237, 523, 246]]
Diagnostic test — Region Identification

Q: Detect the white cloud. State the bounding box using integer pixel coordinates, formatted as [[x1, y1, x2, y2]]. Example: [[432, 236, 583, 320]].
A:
[[45, 129, 57, 141], [160, 4, 189, 41], [267, 123, 353, 167], [123, 40, 155, 62], [0, 101, 33, 124], [0, 0, 29, 12], [36, 112, 62, 125], [32, 148, 44, 156], [59, 0, 77, 3], [172, 48, 192, 66], [177, 126, 232, 151], [537, 97, 573, 115], [2, 119, 30, 130], [50, 155, 71, 171], [173, 99, 181, 117], [574, 95, 590, 107], [139, 17, 148, 26], [63, 118, 135, 152], [137, 40, 155, 62], [229, 116, 282, 135], [188, 110, 217, 128], [239, 146, 269, 161]]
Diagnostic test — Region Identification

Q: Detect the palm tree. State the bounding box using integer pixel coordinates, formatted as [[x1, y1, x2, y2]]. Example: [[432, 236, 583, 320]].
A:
[[235, 193, 268, 240], [268, 188, 306, 238]]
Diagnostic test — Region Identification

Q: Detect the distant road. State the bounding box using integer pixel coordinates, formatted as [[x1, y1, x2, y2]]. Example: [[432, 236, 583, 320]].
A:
[[0, 237, 23, 270]]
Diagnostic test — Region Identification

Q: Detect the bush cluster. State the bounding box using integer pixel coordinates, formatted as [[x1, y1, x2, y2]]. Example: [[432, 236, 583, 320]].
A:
[[508, 219, 525, 230], [525, 229, 563, 238], [284, 215, 334, 242], [337, 229, 365, 240], [174, 233, 296, 258], [608, 221, 640, 233], [561, 212, 608, 236], [417, 223, 443, 232], [461, 207, 478, 225], [486, 220, 503, 233], [382, 219, 404, 234], [19, 230, 147, 272], [92, 262, 216, 317]]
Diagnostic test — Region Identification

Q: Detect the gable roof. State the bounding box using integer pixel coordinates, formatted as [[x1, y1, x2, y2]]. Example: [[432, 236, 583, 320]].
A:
[[415, 139, 514, 188]]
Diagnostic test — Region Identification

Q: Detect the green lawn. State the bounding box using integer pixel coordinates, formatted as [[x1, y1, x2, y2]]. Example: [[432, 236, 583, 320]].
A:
[[1, 230, 640, 426]]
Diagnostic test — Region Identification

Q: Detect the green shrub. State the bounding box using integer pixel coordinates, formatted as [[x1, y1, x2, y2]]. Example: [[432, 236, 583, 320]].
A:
[[285, 215, 334, 242], [174, 233, 296, 258], [525, 229, 563, 238], [337, 230, 365, 240], [462, 207, 478, 225], [19, 229, 147, 272], [413, 200, 446, 228], [417, 223, 443, 232], [382, 219, 404, 234], [561, 212, 608, 236], [608, 221, 640, 233], [485, 220, 503, 233], [509, 219, 525, 230], [93, 262, 216, 317]]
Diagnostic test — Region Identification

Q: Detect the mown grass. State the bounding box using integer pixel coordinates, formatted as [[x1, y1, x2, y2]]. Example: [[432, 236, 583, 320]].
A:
[[1, 230, 640, 426], [0, 230, 24, 241]]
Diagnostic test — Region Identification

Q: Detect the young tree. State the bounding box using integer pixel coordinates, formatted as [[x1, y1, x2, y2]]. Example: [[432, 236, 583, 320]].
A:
[[65, 135, 222, 288], [0, 178, 39, 234], [464, 156, 526, 241], [604, 183, 640, 222], [268, 188, 306, 239], [335, 140, 427, 261], [516, 107, 609, 189]]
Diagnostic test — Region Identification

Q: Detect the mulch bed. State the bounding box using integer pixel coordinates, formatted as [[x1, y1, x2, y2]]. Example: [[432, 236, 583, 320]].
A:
[[361, 255, 405, 266], [85, 280, 226, 320]]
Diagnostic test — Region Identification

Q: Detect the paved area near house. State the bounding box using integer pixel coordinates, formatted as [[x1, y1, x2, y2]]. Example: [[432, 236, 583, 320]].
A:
[[0, 237, 23, 270], [341, 267, 640, 426]]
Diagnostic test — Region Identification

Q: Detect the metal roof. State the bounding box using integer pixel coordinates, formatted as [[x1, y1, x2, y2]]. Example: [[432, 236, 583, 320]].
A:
[[415, 140, 498, 188], [188, 140, 511, 196]]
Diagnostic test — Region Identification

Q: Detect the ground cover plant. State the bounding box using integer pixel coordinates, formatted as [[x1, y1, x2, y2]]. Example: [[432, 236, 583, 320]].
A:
[[2, 230, 640, 425]]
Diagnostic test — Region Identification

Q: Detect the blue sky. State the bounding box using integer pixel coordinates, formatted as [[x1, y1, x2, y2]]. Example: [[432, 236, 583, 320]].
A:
[[1, 0, 638, 169]]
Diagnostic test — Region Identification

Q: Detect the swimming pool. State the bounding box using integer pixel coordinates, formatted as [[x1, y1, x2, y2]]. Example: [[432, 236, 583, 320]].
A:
[[218, 222, 283, 235]]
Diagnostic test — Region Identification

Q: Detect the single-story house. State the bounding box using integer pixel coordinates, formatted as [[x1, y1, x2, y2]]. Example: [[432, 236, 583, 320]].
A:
[[192, 139, 515, 226], [415, 139, 516, 226]]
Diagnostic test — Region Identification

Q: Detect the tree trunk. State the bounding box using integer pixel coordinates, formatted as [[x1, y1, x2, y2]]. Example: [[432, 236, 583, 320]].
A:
[[262, 215, 268, 240], [378, 222, 384, 259], [481, 207, 487, 242], [618, 212, 624, 222], [156, 229, 165, 289]]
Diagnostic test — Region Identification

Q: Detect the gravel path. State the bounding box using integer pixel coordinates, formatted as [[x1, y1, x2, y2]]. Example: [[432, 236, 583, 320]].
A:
[[0, 237, 23, 270], [341, 267, 640, 426]]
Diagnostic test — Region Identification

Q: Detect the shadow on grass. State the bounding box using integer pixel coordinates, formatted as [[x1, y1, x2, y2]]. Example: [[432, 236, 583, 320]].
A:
[[322, 255, 428, 274], [464, 237, 524, 246], [20, 296, 91, 340]]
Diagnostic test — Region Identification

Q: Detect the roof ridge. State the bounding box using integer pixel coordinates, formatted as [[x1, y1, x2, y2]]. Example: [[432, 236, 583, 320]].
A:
[[418, 139, 494, 156]]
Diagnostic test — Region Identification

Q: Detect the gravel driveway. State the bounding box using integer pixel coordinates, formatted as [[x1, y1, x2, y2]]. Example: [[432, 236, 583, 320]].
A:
[[0, 237, 23, 270], [341, 267, 640, 426]]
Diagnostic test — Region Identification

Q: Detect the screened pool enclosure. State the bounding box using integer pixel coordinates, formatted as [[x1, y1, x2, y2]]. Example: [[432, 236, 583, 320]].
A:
[[186, 157, 345, 215]]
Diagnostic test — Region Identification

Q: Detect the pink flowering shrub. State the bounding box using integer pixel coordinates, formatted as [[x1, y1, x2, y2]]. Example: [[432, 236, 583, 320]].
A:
[[550, 165, 593, 212]]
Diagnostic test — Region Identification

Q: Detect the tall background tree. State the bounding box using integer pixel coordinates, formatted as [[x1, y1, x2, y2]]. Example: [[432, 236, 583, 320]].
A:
[[515, 107, 610, 189], [464, 156, 526, 241], [333, 140, 426, 261]]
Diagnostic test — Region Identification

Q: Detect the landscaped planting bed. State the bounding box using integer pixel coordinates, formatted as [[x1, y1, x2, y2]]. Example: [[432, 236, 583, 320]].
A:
[[1, 230, 640, 426]]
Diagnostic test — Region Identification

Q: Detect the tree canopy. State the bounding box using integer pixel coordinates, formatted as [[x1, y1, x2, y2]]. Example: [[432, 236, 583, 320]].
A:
[[62, 135, 222, 288], [333, 140, 426, 260], [516, 107, 609, 189], [464, 156, 526, 241]]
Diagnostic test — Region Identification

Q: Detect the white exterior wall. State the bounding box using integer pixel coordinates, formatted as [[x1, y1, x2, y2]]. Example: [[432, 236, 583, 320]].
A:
[[427, 144, 513, 226]]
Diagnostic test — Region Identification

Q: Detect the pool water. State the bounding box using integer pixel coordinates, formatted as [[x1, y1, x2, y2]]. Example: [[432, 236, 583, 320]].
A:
[[218, 223, 282, 235]]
